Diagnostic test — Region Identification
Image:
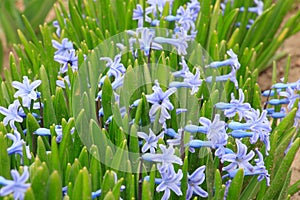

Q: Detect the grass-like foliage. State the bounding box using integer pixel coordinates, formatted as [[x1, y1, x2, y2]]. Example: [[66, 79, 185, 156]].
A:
[[0, 0, 299, 199]]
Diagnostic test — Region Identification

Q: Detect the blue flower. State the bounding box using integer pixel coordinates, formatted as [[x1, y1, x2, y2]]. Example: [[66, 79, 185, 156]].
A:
[[54, 49, 78, 73], [172, 56, 191, 78], [156, 164, 183, 200], [240, 0, 264, 16], [133, 4, 152, 27], [56, 75, 71, 88], [0, 100, 23, 130], [53, 20, 61, 37], [100, 54, 126, 79], [206, 66, 239, 88], [146, 0, 173, 17], [52, 38, 73, 56], [154, 28, 190, 55], [223, 148, 270, 186], [142, 144, 183, 166], [183, 69, 203, 95], [0, 166, 30, 200], [147, 81, 176, 124], [12, 76, 41, 108], [272, 80, 300, 89], [138, 128, 164, 153], [215, 89, 251, 121], [128, 28, 163, 56], [7, 131, 31, 159], [206, 49, 240, 70], [199, 114, 228, 148], [221, 139, 255, 173], [166, 128, 195, 153], [186, 166, 208, 199], [278, 87, 299, 110], [245, 109, 271, 153]]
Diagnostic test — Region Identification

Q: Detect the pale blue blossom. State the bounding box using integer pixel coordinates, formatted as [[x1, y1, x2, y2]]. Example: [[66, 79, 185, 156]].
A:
[[228, 110, 271, 154], [198, 114, 228, 148], [128, 28, 163, 56], [7, 131, 31, 159], [215, 89, 251, 121], [100, 54, 126, 79], [52, 38, 73, 56], [186, 166, 208, 199], [0, 100, 23, 130], [138, 129, 164, 153], [0, 166, 30, 200], [278, 87, 299, 110], [142, 144, 183, 166], [147, 81, 176, 124], [132, 4, 151, 27], [56, 76, 71, 88], [54, 49, 78, 73], [240, 0, 264, 16], [53, 20, 61, 37], [172, 57, 191, 78], [223, 148, 270, 186], [221, 139, 255, 173], [156, 164, 183, 200], [272, 79, 300, 89], [206, 49, 240, 70], [154, 27, 190, 55], [183, 69, 203, 95], [146, 0, 174, 17], [12, 76, 41, 108], [206, 66, 239, 88]]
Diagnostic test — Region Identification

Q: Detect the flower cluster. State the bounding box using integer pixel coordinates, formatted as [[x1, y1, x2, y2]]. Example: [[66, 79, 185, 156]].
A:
[[263, 79, 300, 126]]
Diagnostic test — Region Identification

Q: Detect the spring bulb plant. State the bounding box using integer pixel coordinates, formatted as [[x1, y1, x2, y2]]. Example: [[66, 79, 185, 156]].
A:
[[0, 0, 299, 199]]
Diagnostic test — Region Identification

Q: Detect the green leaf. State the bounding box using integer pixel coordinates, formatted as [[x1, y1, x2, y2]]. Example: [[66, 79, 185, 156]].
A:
[[142, 179, 152, 200], [277, 170, 292, 200], [288, 179, 300, 196], [78, 146, 89, 168], [39, 65, 57, 127], [50, 136, 61, 175], [227, 168, 244, 199], [31, 163, 50, 200], [103, 191, 115, 200], [101, 170, 116, 199], [0, 132, 10, 178], [213, 170, 225, 200], [179, 156, 188, 200], [23, 0, 56, 30], [72, 167, 92, 200], [112, 178, 124, 199], [47, 171, 62, 200], [24, 187, 36, 200], [26, 113, 40, 155], [263, 138, 300, 199], [102, 77, 113, 121], [90, 145, 102, 191], [37, 136, 47, 163]]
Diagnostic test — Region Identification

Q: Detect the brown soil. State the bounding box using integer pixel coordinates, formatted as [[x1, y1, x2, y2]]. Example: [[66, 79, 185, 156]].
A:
[[258, 14, 300, 200]]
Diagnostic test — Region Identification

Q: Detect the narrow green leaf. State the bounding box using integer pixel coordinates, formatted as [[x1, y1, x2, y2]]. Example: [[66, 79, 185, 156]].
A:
[[227, 168, 244, 199], [142, 179, 152, 200], [47, 171, 62, 200], [78, 146, 89, 168], [101, 170, 116, 199], [73, 167, 92, 200], [263, 138, 300, 199], [0, 132, 10, 178], [31, 163, 50, 200]]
